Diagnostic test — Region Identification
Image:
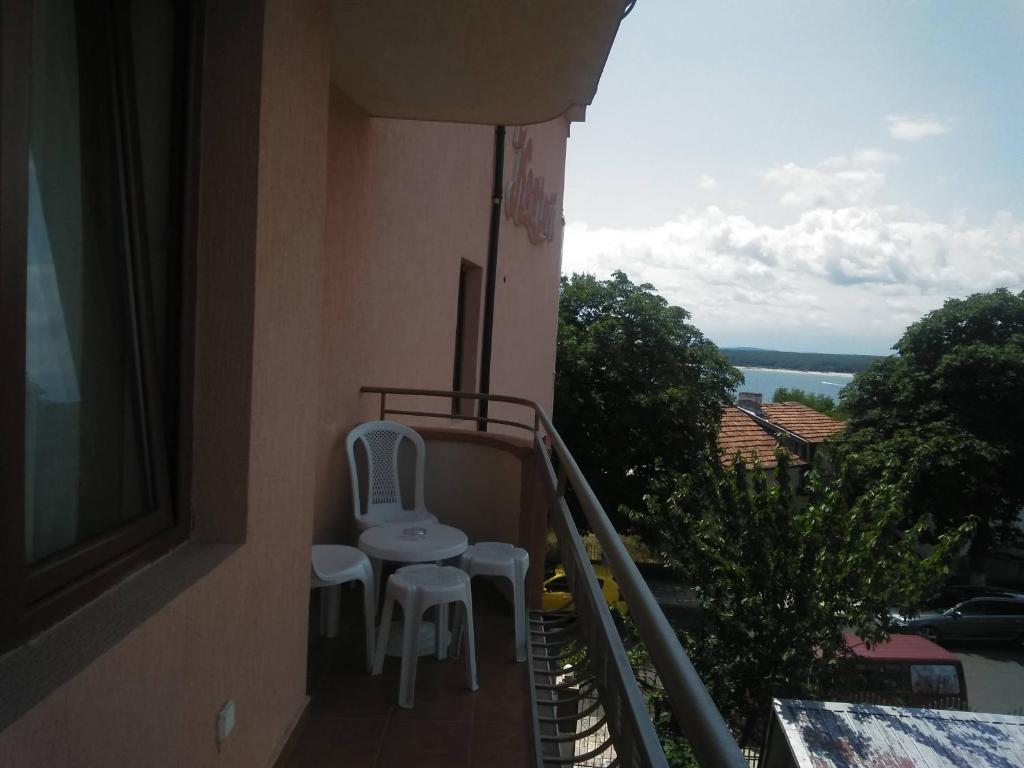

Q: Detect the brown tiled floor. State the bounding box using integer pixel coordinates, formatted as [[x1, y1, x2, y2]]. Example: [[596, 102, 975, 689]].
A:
[[275, 581, 535, 768]]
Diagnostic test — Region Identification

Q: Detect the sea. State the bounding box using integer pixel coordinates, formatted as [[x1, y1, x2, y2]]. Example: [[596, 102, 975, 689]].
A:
[[734, 366, 854, 402]]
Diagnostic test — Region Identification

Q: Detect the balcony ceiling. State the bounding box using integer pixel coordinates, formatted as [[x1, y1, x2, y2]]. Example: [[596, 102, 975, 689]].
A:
[[330, 0, 627, 125]]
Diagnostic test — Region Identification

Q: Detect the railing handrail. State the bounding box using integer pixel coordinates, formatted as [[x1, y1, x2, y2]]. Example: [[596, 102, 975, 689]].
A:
[[360, 386, 749, 768]]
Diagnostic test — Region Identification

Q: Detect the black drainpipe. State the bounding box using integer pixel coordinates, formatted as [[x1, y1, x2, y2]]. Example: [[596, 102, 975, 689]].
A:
[[477, 125, 505, 431]]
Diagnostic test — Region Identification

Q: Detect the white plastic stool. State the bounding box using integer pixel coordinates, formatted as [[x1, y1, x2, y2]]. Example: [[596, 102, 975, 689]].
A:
[[459, 542, 530, 662], [372, 564, 478, 708], [311, 545, 376, 673]]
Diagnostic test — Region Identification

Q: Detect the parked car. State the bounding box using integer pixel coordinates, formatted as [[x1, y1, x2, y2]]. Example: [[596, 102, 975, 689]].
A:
[[894, 596, 1024, 644], [924, 584, 1024, 611], [834, 632, 969, 710], [542, 564, 627, 614]]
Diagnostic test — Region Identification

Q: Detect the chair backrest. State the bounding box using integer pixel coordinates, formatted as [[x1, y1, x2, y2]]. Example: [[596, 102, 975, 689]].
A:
[[345, 420, 427, 524]]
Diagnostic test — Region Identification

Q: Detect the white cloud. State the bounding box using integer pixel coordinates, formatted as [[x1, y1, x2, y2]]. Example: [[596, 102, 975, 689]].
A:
[[565, 146, 1018, 351], [886, 114, 952, 141], [562, 205, 1024, 351], [697, 173, 718, 190], [763, 150, 896, 209]]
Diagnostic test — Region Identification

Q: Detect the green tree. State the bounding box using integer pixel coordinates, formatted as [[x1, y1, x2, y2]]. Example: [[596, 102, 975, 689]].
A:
[[555, 272, 741, 526], [634, 452, 967, 748], [835, 288, 1024, 574], [772, 387, 846, 420]]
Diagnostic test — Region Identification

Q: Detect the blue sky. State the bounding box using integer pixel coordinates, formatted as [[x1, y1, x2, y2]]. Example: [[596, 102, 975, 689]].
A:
[[561, 0, 1024, 354]]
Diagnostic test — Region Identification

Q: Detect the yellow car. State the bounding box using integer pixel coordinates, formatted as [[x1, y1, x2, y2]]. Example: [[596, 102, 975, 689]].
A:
[[542, 564, 628, 614]]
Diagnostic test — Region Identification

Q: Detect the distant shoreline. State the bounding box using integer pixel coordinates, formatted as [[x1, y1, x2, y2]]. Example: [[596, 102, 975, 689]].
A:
[[721, 348, 882, 374], [736, 365, 855, 378]]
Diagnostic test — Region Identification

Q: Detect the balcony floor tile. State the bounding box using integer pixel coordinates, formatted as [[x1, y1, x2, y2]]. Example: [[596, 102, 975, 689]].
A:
[[275, 580, 535, 768]]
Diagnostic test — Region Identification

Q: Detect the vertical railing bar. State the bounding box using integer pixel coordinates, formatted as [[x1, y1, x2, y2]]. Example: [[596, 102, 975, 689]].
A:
[[556, 464, 568, 500], [554, 493, 666, 766], [378, 391, 386, 420], [542, 412, 748, 768]]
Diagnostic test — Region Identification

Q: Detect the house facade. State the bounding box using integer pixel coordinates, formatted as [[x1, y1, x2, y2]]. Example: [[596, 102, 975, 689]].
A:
[[0, 2, 650, 766]]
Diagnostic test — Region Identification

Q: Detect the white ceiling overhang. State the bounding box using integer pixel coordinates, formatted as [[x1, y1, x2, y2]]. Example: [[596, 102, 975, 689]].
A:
[[330, 0, 628, 125]]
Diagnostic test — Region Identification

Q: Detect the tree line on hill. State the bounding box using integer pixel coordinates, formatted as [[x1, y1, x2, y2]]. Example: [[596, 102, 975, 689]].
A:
[[721, 347, 881, 373], [555, 271, 1024, 765]]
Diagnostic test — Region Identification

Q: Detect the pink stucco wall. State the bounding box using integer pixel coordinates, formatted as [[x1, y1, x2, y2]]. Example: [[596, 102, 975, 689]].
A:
[[0, 1, 329, 765], [1, 6, 573, 766], [489, 119, 569, 428], [314, 92, 571, 544]]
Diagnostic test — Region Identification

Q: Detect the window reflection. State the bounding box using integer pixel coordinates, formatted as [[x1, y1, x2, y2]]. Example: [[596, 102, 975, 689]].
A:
[[25, 0, 178, 563]]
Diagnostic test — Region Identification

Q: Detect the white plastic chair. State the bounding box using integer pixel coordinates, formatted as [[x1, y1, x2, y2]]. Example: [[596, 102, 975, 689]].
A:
[[459, 542, 530, 662], [311, 545, 376, 672], [345, 420, 438, 531], [372, 564, 478, 708]]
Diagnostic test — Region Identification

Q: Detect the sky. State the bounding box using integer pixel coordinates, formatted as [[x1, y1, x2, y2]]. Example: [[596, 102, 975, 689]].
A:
[[561, 0, 1024, 355]]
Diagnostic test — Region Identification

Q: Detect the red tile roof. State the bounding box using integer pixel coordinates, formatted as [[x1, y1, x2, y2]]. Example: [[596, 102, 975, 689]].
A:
[[717, 406, 799, 468], [760, 402, 845, 443]]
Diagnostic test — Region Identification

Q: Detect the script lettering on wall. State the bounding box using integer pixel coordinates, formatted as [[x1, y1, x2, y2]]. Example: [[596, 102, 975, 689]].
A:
[[504, 127, 558, 245]]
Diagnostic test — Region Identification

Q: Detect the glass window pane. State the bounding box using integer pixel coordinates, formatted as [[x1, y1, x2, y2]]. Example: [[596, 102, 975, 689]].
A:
[[910, 665, 960, 695], [25, 0, 178, 563]]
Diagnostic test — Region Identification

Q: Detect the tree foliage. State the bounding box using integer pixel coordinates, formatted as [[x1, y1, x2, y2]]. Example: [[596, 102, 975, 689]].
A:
[[835, 288, 1024, 571], [772, 387, 846, 420], [634, 452, 968, 747], [554, 272, 741, 525]]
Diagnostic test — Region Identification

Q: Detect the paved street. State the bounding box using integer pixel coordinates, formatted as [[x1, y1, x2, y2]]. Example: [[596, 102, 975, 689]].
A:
[[953, 645, 1024, 715], [643, 574, 1024, 716]]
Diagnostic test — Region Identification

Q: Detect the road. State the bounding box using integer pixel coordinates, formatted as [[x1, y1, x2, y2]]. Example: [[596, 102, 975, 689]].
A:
[[643, 575, 1024, 715], [952, 645, 1024, 715]]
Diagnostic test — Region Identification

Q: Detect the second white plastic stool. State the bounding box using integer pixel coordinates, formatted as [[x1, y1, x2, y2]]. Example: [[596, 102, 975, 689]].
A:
[[459, 542, 530, 662], [372, 564, 479, 708], [311, 545, 376, 673]]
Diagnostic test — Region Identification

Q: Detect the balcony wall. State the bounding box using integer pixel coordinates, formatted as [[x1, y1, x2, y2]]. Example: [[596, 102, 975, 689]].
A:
[[314, 89, 570, 547], [1, 3, 577, 766], [421, 429, 548, 606], [0, 1, 330, 765]]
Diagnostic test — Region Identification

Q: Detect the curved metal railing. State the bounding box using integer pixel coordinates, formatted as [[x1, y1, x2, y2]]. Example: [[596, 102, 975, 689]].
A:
[[361, 386, 748, 768]]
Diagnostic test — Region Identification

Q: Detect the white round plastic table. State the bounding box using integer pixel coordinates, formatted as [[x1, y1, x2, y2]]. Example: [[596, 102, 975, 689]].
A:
[[358, 522, 469, 657], [358, 522, 468, 564]]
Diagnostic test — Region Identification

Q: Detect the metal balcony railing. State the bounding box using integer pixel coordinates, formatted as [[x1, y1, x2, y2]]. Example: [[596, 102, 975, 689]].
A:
[[361, 386, 748, 768]]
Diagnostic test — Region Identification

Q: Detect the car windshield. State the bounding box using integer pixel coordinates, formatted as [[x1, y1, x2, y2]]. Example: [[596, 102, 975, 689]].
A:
[[950, 599, 1012, 616]]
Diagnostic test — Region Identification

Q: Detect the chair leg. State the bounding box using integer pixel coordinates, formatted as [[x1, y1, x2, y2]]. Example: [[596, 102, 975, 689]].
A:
[[451, 596, 465, 660], [323, 584, 342, 638], [372, 593, 395, 676], [460, 595, 478, 692], [371, 557, 383, 609], [361, 575, 376, 673], [436, 602, 449, 660], [451, 568, 475, 659], [317, 588, 326, 636], [512, 567, 527, 662], [398, 604, 422, 709]]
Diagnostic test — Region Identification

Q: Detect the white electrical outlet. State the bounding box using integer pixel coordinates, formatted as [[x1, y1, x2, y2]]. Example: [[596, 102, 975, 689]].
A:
[[217, 700, 235, 744]]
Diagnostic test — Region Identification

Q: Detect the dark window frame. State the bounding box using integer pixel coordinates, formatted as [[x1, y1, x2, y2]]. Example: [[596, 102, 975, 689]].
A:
[[0, 0, 200, 654]]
